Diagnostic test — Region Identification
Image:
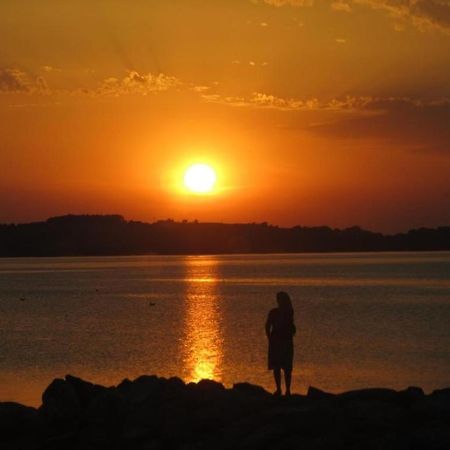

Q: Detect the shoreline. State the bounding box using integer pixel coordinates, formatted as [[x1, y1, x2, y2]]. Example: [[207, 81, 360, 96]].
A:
[[2, 215, 449, 257], [1, 249, 450, 259]]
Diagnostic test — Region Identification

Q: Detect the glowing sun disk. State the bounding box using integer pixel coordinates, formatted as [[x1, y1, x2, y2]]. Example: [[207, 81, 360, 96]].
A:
[[184, 163, 217, 193]]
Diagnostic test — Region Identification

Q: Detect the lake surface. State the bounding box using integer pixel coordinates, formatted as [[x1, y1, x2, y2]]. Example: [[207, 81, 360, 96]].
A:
[[1, 252, 449, 406]]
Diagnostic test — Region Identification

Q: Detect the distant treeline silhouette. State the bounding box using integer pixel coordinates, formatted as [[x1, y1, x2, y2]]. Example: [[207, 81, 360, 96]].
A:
[[0, 214, 449, 256]]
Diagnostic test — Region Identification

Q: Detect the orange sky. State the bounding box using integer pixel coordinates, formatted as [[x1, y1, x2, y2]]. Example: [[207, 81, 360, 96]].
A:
[[1, 0, 449, 232]]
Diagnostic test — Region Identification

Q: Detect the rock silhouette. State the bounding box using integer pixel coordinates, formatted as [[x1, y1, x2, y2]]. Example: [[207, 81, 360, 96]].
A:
[[1, 375, 450, 449]]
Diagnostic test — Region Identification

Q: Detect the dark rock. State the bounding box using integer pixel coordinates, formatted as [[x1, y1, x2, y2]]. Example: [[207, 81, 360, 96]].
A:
[[84, 388, 128, 428], [274, 405, 338, 438], [163, 376, 186, 400], [3, 375, 450, 450], [233, 382, 270, 397], [237, 421, 286, 450], [410, 426, 450, 450], [195, 378, 225, 393], [121, 405, 161, 445], [0, 402, 40, 441], [65, 374, 106, 409], [430, 387, 450, 404], [42, 431, 78, 450], [39, 378, 81, 428], [117, 375, 161, 404], [139, 438, 164, 450], [410, 388, 450, 423], [399, 386, 424, 404], [338, 387, 399, 404], [274, 434, 346, 450], [307, 386, 335, 401], [425, 387, 450, 418], [80, 388, 129, 448], [340, 399, 405, 433], [186, 379, 227, 406]]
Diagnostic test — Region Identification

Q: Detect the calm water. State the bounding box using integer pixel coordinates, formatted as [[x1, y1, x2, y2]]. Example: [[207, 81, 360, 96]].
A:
[[0, 252, 449, 406]]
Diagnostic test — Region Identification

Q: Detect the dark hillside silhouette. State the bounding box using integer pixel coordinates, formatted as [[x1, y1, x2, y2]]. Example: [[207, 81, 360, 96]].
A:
[[0, 214, 449, 256]]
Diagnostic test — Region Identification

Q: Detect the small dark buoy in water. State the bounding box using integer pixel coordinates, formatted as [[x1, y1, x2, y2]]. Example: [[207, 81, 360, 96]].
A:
[[19, 297, 26, 302], [148, 302, 156, 306]]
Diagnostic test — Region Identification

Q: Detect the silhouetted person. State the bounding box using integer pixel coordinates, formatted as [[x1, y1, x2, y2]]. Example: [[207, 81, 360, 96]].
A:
[[265, 291, 296, 396]]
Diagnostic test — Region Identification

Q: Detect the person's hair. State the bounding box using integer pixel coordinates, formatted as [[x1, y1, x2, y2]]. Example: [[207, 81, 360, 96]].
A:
[[276, 291, 293, 315]]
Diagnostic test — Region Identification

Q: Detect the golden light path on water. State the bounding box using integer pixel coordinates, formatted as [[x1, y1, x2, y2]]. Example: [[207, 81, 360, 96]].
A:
[[181, 257, 223, 382]]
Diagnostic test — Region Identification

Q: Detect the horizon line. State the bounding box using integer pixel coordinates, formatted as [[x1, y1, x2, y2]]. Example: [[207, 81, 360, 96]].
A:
[[2, 213, 449, 237]]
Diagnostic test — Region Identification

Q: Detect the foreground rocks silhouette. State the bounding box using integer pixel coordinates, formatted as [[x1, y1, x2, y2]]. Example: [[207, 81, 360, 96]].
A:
[[1, 375, 450, 450]]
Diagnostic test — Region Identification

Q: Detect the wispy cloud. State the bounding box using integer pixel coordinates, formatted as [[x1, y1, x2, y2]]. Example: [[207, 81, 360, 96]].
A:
[[200, 91, 376, 111], [97, 71, 181, 96], [354, 0, 450, 34], [331, 1, 352, 12], [3, 67, 448, 157], [203, 88, 450, 153], [42, 65, 62, 73], [260, 0, 314, 5], [0, 68, 28, 92], [258, 0, 450, 33], [0, 68, 48, 94], [309, 96, 450, 153], [1, 68, 183, 99]]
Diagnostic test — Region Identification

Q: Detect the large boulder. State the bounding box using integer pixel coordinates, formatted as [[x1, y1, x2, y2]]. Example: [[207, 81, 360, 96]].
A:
[[120, 377, 187, 446], [338, 387, 399, 404], [411, 388, 450, 424], [162, 376, 186, 401], [121, 395, 162, 444], [185, 379, 226, 408], [339, 399, 405, 433], [233, 382, 270, 398], [39, 378, 81, 429], [307, 386, 336, 401], [235, 421, 287, 450], [398, 386, 424, 406], [429, 387, 450, 414], [65, 374, 106, 409], [117, 375, 161, 405], [409, 426, 450, 450], [79, 387, 129, 448], [0, 402, 41, 443], [195, 378, 225, 393]]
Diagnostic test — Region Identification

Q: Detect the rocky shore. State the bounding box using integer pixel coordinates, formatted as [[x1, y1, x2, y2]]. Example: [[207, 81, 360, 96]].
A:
[[1, 375, 449, 450]]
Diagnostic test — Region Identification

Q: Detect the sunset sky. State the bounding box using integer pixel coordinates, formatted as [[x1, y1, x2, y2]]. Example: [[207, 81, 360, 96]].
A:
[[1, 0, 449, 232]]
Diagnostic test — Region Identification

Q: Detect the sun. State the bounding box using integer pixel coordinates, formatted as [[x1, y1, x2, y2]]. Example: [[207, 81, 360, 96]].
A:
[[183, 163, 217, 194]]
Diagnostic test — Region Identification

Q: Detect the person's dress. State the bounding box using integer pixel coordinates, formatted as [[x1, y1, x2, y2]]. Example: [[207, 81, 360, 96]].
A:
[[267, 308, 296, 370]]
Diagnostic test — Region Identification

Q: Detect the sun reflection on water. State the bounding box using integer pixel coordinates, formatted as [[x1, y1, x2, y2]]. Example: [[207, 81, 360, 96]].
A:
[[182, 257, 223, 382]]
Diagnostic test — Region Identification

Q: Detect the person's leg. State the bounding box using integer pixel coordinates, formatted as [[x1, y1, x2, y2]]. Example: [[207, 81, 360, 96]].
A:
[[273, 368, 282, 395], [284, 368, 292, 396]]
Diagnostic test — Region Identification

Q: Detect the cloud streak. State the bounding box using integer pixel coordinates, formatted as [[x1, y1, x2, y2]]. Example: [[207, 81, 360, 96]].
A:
[[355, 0, 450, 34], [260, 0, 314, 5], [309, 96, 450, 153], [258, 0, 450, 33], [200, 91, 375, 111], [98, 71, 181, 96], [331, 1, 353, 12], [200, 89, 450, 153], [1, 68, 182, 98], [0, 68, 48, 94], [3, 66, 448, 158]]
